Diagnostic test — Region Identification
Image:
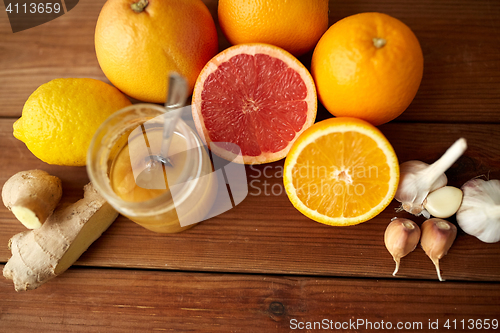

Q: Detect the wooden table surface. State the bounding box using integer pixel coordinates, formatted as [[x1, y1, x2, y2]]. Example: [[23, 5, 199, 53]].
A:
[[1, 0, 500, 332]]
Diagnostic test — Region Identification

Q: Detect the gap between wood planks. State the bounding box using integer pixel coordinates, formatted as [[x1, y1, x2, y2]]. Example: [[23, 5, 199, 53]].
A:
[[2, 263, 499, 286]]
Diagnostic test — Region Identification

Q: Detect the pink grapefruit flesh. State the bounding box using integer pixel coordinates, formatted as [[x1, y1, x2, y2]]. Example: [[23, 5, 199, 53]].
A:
[[192, 43, 317, 164]]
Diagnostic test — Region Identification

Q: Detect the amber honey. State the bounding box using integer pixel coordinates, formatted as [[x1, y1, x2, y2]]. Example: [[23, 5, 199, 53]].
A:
[[87, 104, 217, 233]]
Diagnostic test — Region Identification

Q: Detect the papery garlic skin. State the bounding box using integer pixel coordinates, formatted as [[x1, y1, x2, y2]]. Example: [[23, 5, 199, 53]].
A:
[[421, 218, 457, 282], [384, 218, 421, 276], [396, 161, 447, 217], [395, 138, 467, 217], [457, 179, 500, 243], [424, 186, 463, 219]]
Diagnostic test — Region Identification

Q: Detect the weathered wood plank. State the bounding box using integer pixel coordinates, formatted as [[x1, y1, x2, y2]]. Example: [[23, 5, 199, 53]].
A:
[[1, 266, 499, 332], [1, 119, 499, 281], [1, 0, 499, 122]]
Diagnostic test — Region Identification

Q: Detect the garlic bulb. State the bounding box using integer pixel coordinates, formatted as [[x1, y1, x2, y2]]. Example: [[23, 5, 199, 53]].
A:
[[456, 179, 500, 243], [395, 138, 467, 218], [384, 218, 421, 276]]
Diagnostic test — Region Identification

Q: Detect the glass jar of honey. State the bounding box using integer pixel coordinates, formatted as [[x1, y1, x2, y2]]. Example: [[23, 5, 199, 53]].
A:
[[87, 103, 217, 233]]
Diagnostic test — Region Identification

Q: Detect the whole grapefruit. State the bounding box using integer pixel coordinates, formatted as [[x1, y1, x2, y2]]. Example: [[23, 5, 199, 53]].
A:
[[95, 0, 218, 103]]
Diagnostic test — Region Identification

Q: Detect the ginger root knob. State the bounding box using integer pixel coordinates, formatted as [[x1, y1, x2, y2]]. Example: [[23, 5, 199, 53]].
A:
[[2, 170, 62, 229]]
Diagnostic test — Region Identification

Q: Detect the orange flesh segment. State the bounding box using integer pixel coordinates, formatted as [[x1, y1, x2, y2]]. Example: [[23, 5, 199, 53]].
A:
[[291, 130, 391, 218]]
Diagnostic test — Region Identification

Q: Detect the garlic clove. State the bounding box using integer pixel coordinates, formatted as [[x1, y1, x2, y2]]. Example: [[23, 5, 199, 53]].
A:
[[395, 138, 467, 217], [457, 179, 500, 243], [384, 218, 421, 276], [424, 186, 463, 218], [420, 218, 457, 282]]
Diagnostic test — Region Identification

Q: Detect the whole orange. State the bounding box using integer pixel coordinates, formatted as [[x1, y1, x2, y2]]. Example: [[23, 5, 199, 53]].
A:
[[218, 0, 329, 57], [95, 0, 218, 103], [311, 12, 424, 126]]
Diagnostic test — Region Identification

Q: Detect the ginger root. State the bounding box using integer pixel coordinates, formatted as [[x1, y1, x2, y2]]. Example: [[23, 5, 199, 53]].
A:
[[3, 182, 118, 291], [2, 169, 62, 229]]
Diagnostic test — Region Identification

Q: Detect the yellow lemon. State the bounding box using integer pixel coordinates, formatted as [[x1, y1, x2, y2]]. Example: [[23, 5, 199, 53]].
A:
[[14, 78, 131, 166]]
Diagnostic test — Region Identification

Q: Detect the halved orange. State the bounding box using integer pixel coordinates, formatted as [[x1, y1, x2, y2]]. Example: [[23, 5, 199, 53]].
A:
[[192, 43, 317, 164], [284, 117, 399, 226]]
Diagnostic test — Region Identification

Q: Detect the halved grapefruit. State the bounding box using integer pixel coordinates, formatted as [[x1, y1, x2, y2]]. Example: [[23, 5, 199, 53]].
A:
[[192, 43, 317, 164]]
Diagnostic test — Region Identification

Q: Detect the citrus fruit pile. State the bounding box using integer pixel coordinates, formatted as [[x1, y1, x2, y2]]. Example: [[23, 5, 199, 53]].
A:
[[190, 7, 421, 226], [15, 0, 219, 166], [13, 0, 426, 227]]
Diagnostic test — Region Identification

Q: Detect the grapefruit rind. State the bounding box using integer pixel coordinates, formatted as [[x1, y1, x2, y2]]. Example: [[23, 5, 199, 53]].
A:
[[192, 43, 317, 164], [283, 118, 399, 226]]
